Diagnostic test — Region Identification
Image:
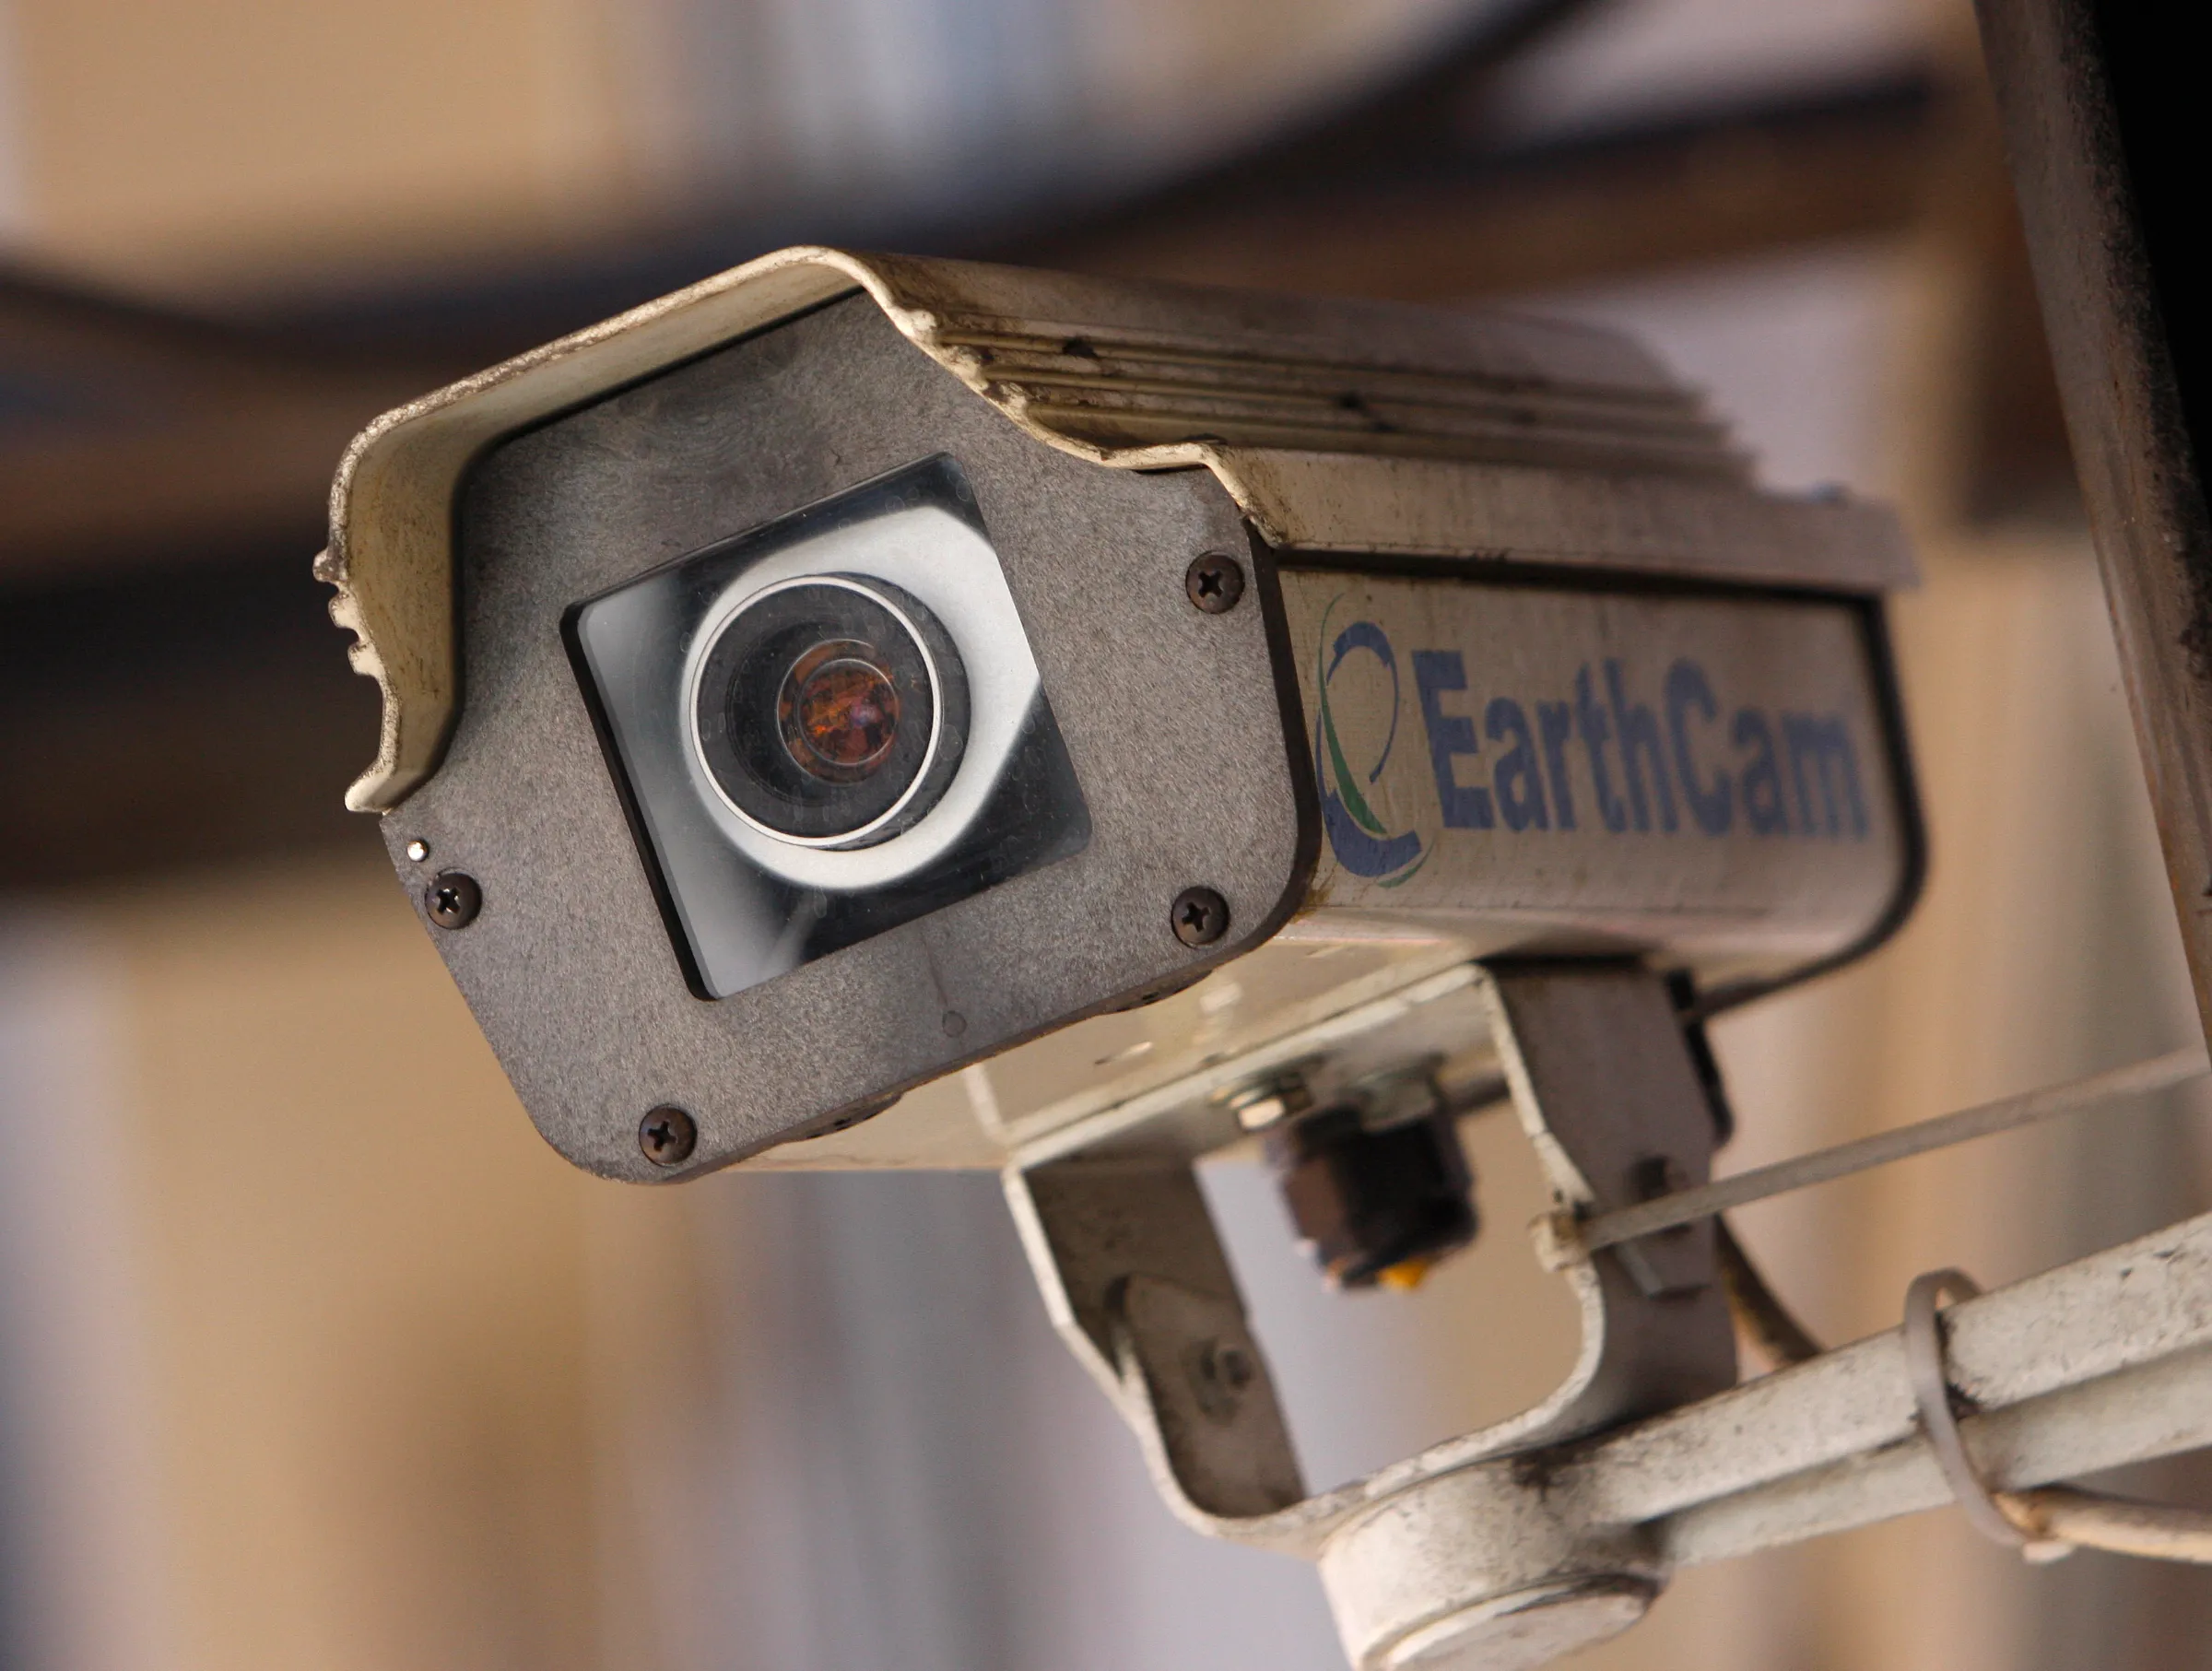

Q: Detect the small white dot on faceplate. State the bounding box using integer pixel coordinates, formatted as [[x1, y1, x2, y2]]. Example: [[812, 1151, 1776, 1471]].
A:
[[406, 840, 429, 863]]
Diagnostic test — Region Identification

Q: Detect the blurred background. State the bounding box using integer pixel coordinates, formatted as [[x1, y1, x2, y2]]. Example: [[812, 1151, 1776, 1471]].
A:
[[3, 0, 2209, 1666]]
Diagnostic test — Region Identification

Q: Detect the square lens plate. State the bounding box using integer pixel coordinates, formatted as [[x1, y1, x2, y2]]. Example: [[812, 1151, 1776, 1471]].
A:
[[569, 454, 1090, 998]]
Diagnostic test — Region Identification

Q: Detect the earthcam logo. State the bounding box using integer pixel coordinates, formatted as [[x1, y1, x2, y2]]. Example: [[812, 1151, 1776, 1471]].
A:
[[1314, 606, 1430, 884], [1314, 604, 1872, 882]]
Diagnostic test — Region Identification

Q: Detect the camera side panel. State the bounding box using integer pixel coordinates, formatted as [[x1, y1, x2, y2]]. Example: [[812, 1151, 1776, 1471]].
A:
[[1276, 568, 1916, 972]]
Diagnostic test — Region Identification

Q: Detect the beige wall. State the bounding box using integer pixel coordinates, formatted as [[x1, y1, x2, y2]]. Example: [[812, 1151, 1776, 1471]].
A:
[[91, 853, 610, 1671], [0, 0, 1511, 300], [5, 0, 654, 291]]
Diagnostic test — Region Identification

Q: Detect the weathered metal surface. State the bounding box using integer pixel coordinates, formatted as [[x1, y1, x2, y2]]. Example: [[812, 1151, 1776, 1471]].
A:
[[1319, 1470, 1662, 1671], [1293, 965, 1736, 1671], [1306, 1209, 2212, 1666], [914, 288, 1737, 478], [1561, 1208, 2212, 1531], [992, 949, 1485, 1167], [322, 254, 867, 811], [396, 298, 1310, 1176], [1006, 948, 2212, 1666], [1662, 1342, 2212, 1568], [1215, 452, 1913, 589], [771, 556, 1923, 1171], [1483, 965, 1728, 1312], [1301, 1215, 2212, 1667], [323, 246, 1911, 814], [1005, 1161, 1305, 1521], [1977, 0, 2212, 1039], [1006, 967, 1735, 1533], [1277, 571, 1913, 972], [1006, 965, 1736, 1668]]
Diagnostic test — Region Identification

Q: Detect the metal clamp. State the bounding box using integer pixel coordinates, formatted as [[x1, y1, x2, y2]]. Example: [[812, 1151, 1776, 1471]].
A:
[[1901, 1268, 2074, 1562]]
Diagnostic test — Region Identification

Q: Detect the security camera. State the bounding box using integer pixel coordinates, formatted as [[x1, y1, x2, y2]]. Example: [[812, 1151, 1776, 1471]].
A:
[[323, 248, 1928, 1667], [319, 247, 1920, 1194]]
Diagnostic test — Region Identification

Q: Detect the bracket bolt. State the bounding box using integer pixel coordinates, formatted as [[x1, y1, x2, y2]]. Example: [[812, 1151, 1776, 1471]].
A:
[[639, 1106, 698, 1167], [1225, 1069, 1317, 1133], [1187, 1336, 1257, 1421], [1171, 887, 1230, 947], [1185, 553, 1245, 614], [425, 870, 481, 929]]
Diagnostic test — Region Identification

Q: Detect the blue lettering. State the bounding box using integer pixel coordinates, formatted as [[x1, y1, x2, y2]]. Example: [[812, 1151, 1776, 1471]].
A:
[[1606, 660, 1678, 833], [1734, 710, 1789, 835], [1783, 712, 1867, 838], [1535, 701, 1579, 830], [1371, 648, 1868, 848], [1575, 666, 1628, 833], [1414, 651, 1495, 830], [1665, 660, 1733, 835], [1485, 699, 1549, 830]]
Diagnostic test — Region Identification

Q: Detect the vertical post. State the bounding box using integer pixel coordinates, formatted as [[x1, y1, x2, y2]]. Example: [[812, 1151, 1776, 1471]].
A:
[[1976, 0, 2212, 1037]]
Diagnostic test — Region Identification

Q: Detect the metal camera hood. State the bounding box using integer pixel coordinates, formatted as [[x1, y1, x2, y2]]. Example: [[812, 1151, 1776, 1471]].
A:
[[319, 246, 1921, 1181]]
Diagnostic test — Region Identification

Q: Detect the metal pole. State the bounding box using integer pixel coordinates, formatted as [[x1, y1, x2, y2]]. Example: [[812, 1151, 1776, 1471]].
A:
[[1975, 0, 2212, 1041]]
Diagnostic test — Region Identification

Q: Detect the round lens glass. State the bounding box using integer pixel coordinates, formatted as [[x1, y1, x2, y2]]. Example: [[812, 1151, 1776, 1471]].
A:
[[688, 574, 967, 848], [778, 640, 902, 781]]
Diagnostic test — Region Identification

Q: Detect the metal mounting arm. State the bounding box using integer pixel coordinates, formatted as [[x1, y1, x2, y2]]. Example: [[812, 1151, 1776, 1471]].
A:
[[1006, 961, 1740, 1666], [1005, 961, 2212, 1670]]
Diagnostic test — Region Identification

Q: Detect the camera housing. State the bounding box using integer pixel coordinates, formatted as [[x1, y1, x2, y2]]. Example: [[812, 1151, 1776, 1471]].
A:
[[320, 248, 1920, 1180]]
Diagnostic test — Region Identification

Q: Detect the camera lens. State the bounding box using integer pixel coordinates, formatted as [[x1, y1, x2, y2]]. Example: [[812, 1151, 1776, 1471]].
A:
[[692, 577, 968, 848], [779, 641, 901, 782]]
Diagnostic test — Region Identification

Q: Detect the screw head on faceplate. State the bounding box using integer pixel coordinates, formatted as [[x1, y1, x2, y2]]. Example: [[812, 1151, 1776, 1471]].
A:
[[425, 870, 482, 929], [1171, 886, 1230, 947], [1184, 554, 1246, 614], [639, 1106, 698, 1167]]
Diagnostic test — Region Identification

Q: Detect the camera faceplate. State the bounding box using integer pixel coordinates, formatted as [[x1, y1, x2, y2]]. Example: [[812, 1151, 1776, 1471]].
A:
[[394, 295, 1312, 1176], [569, 453, 1091, 997]]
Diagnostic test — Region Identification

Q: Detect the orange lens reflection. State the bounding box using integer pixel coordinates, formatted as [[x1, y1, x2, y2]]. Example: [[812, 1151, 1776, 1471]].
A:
[[778, 640, 901, 781]]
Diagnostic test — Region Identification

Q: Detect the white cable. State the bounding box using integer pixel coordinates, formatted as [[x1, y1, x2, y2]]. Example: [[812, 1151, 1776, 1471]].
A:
[[1582, 1046, 2208, 1253], [2005, 1488, 2212, 1562]]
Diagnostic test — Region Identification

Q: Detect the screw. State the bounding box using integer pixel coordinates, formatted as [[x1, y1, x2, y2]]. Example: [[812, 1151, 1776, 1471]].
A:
[[1187, 1336, 1258, 1421], [1208, 1340, 1255, 1391], [1225, 1068, 1317, 1133], [1185, 553, 1246, 614], [425, 870, 481, 929], [1171, 886, 1230, 947], [640, 1106, 698, 1167]]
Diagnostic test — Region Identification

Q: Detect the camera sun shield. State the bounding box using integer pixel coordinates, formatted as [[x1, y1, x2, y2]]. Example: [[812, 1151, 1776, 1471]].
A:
[[570, 454, 1089, 999]]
